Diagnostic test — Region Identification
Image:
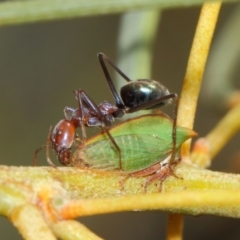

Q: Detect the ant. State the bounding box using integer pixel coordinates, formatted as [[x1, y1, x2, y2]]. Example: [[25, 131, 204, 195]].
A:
[[34, 53, 178, 169]]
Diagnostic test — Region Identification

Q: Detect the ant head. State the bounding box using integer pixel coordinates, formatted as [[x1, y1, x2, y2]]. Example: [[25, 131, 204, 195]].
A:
[[120, 79, 172, 109], [51, 119, 76, 165]]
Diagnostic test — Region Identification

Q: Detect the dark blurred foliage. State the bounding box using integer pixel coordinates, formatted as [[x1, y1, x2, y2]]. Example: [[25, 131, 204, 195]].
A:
[[0, 3, 240, 239]]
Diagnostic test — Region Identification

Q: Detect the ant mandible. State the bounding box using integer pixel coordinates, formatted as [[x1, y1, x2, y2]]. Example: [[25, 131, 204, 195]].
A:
[[34, 53, 178, 169]]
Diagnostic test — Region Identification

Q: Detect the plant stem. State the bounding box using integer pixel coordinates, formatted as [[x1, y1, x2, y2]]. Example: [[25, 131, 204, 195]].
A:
[[166, 214, 183, 240], [10, 204, 57, 240], [177, 2, 222, 156], [0, 0, 232, 27], [51, 220, 103, 240], [172, 2, 221, 239]]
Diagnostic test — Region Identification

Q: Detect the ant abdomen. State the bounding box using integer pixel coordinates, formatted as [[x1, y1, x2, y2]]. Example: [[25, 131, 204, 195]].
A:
[[120, 79, 172, 109]]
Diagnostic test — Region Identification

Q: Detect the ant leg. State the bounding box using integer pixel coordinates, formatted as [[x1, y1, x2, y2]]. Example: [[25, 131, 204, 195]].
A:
[[144, 164, 171, 192], [98, 53, 132, 82], [167, 157, 183, 180], [74, 89, 123, 170], [102, 125, 122, 170], [76, 92, 87, 145], [98, 53, 126, 109], [33, 126, 56, 167], [33, 145, 45, 166], [126, 93, 179, 166], [74, 89, 103, 121], [170, 95, 179, 165], [74, 133, 81, 146]]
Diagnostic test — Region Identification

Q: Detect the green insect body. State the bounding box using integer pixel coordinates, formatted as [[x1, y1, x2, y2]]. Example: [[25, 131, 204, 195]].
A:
[[72, 114, 197, 173]]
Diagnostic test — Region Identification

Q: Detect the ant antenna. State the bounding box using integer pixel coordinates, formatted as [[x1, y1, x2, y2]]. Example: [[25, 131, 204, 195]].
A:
[[46, 126, 57, 168], [33, 126, 56, 167]]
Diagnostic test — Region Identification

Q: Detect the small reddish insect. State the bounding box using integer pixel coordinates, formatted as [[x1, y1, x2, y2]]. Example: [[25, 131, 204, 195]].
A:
[[34, 53, 178, 167], [34, 115, 80, 167]]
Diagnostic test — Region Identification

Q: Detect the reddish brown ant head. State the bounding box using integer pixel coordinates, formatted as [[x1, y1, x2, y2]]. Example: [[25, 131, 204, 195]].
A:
[[51, 119, 76, 166]]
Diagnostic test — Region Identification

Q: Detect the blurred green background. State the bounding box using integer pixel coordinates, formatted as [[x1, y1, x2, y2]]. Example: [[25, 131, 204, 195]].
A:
[[1, 3, 240, 239]]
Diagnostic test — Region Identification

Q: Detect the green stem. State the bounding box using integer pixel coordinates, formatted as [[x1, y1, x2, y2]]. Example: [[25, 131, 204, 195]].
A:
[[51, 220, 103, 240], [0, 0, 235, 27], [1, 163, 240, 219]]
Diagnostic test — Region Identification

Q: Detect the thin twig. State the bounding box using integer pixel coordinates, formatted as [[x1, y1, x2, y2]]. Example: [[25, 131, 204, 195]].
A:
[[166, 214, 183, 240], [51, 220, 103, 240], [59, 189, 240, 218], [191, 102, 240, 167], [10, 204, 57, 240], [171, 2, 222, 240], [177, 2, 221, 156]]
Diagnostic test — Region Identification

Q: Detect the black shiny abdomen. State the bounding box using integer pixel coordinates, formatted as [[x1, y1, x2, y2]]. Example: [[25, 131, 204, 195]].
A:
[[120, 79, 171, 109]]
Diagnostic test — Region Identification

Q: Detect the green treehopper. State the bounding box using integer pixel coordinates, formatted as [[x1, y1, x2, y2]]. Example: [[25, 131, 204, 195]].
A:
[[72, 113, 197, 190]]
